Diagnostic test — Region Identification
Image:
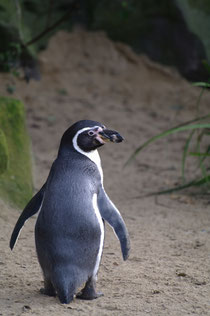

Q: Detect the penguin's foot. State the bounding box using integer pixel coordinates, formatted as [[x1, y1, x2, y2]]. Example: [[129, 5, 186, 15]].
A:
[[76, 290, 103, 300], [40, 279, 56, 297], [76, 278, 103, 300], [40, 287, 56, 297], [58, 293, 74, 304]]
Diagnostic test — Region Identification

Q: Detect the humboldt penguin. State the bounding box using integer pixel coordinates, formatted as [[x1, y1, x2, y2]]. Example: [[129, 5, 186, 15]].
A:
[[10, 120, 130, 304]]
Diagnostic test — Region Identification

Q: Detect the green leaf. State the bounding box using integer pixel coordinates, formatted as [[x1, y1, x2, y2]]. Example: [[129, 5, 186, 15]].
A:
[[189, 152, 210, 157], [181, 129, 195, 181], [196, 130, 207, 178], [192, 82, 210, 88], [125, 120, 210, 166], [148, 176, 210, 196]]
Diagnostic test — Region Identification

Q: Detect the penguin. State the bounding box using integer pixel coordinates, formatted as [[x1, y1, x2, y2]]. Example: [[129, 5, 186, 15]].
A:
[[10, 120, 130, 304]]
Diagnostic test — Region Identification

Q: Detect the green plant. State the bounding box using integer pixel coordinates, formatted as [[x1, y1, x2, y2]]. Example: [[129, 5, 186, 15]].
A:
[[126, 65, 210, 194], [0, 42, 22, 72]]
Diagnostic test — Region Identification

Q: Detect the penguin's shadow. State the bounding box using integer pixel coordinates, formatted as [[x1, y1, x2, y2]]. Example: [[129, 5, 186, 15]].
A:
[[9, 285, 59, 309], [9, 284, 87, 310]]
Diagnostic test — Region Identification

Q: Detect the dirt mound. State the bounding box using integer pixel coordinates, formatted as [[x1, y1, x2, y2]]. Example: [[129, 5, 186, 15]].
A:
[[0, 30, 210, 316]]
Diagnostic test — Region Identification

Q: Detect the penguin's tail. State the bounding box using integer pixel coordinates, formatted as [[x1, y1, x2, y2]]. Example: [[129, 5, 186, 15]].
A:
[[56, 285, 75, 304], [52, 267, 79, 304]]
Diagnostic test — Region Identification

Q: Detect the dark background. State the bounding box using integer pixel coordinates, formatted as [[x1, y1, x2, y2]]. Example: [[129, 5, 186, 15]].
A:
[[0, 0, 210, 81]]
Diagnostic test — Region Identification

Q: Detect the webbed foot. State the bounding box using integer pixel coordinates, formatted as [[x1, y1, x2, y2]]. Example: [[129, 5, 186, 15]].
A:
[[39, 279, 56, 297], [76, 277, 103, 300]]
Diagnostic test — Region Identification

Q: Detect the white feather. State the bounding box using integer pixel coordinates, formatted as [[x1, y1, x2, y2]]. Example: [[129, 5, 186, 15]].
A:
[[92, 193, 105, 278]]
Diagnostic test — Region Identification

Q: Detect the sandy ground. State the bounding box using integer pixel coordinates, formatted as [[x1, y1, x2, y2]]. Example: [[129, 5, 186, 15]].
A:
[[0, 30, 210, 316]]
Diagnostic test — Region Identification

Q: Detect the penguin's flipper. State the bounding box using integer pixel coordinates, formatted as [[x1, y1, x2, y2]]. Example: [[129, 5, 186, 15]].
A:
[[97, 187, 130, 260], [9, 183, 46, 250]]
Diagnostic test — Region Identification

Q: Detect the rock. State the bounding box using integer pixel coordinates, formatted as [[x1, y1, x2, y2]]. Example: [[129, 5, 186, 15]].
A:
[[0, 129, 8, 174], [0, 96, 33, 208]]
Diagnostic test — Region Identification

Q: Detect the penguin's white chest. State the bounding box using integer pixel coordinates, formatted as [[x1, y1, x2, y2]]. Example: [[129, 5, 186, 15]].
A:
[[92, 193, 104, 278]]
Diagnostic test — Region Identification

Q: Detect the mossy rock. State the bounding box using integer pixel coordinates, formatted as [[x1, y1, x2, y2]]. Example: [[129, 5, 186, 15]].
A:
[[0, 96, 33, 208], [0, 129, 8, 174]]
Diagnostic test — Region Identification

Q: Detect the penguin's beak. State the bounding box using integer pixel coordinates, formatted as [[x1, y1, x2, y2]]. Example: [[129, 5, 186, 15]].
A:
[[98, 129, 124, 143]]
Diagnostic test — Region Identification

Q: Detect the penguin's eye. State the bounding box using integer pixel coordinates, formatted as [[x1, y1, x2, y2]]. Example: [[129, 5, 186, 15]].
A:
[[88, 130, 95, 137]]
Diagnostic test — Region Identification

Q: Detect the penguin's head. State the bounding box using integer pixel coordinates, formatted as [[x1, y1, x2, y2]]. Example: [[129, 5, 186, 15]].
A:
[[59, 120, 123, 154]]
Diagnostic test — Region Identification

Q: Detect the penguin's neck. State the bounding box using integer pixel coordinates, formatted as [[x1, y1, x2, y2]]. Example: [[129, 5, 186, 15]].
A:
[[73, 144, 104, 183], [70, 127, 104, 182], [84, 149, 104, 183], [86, 149, 103, 180]]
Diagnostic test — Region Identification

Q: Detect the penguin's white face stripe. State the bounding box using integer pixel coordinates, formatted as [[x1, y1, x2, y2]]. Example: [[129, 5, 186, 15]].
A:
[[92, 193, 105, 278], [72, 127, 104, 182]]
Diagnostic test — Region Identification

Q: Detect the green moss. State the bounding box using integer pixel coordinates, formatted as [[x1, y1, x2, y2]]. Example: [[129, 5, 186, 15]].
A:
[[0, 0, 18, 28], [0, 96, 33, 208], [0, 129, 8, 174]]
